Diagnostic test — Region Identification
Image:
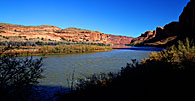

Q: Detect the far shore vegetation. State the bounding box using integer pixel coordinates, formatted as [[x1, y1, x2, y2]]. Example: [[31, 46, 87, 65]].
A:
[[0, 41, 113, 57]]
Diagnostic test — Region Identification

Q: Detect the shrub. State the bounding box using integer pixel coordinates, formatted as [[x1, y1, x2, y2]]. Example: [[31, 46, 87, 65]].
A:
[[142, 38, 195, 69], [0, 48, 44, 100]]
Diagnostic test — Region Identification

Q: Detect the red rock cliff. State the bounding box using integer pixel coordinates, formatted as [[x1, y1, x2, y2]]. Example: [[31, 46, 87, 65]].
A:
[[0, 23, 133, 45]]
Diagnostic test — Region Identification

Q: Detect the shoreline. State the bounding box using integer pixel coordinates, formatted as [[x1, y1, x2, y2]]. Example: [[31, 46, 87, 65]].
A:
[[0, 44, 113, 57]]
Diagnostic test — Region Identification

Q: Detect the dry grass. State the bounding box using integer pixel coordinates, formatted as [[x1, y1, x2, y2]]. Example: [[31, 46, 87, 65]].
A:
[[0, 44, 113, 56]]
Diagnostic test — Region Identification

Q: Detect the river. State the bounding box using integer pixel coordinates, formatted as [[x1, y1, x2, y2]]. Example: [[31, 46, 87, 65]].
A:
[[36, 47, 163, 99]]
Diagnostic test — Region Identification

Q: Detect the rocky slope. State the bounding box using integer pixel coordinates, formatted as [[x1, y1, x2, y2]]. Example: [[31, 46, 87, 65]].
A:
[[131, 0, 195, 47], [179, 0, 195, 36], [0, 23, 133, 45]]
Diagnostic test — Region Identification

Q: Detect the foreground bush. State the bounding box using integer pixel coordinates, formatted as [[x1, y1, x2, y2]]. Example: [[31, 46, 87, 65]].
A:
[[58, 38, 195, 100], [0, 52, 43, 100], [142, 38, 195, 70]]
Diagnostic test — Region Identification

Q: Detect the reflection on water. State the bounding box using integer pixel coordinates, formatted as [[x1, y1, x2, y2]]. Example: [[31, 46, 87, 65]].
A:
[[39, 49, 154, 87]]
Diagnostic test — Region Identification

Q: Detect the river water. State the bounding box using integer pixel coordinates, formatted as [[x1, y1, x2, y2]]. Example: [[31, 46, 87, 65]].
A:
[[36, 47, 163, 99], [39, 47, 164, 87]]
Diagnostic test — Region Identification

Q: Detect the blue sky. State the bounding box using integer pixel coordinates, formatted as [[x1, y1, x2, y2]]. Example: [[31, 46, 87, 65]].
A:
[[0, 0, 190, 37]]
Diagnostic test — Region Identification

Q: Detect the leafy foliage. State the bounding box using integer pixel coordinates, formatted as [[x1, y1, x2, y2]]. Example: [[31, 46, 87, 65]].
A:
[[0, 48, 44, 100], [142, 38, 195, 69]]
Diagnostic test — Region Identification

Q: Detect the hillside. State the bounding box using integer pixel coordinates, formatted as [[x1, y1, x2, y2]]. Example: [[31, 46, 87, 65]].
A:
[[131, 0, 195, 47], [0, 23, 133, 45]]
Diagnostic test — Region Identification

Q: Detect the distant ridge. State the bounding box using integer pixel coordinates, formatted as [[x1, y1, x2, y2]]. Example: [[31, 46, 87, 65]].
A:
[[0, 23, 133, 45]]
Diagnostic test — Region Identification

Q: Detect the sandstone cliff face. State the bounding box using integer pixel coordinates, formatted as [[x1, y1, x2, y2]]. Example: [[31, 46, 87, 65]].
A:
[[131, 31, 155, 44], [131, 0, 195, 47], [0, 23, 133, 45], [131, 23, 180, 47]]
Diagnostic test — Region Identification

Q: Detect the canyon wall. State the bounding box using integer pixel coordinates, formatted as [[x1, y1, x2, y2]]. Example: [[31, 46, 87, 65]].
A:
[[0, 23, 133, 45], [131, 0, 195, 47]]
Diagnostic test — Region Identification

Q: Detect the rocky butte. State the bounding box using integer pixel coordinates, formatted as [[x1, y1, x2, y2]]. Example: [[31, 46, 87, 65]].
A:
[[131, 0, 195, 47], [0, 23, 133, 45]]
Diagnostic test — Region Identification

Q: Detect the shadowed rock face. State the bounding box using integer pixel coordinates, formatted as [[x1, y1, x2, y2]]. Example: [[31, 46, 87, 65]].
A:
[[131, 0, 195, 47], [179, 0, 195, 36], [0, 23, 133, 45]]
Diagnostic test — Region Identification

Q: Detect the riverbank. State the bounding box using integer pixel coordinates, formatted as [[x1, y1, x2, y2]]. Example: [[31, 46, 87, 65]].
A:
[[0, 44, 113, 57]]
